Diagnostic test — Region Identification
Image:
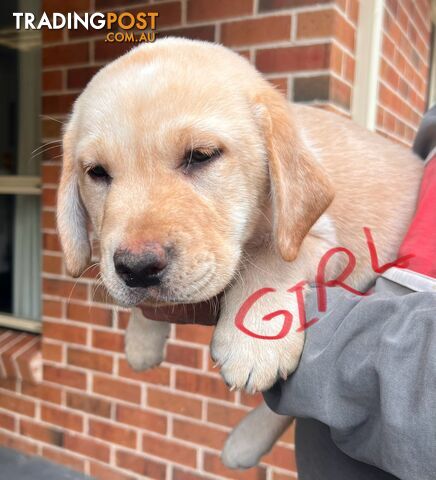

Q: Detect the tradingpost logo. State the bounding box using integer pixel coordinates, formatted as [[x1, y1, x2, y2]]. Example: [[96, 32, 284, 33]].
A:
[[13, 11, 159, 43]]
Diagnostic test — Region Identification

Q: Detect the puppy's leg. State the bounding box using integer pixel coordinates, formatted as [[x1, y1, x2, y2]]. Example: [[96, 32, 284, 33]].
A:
[[125, 307, 170, 371], [211, 247, 309, 393], [222, 402, 293, 469]]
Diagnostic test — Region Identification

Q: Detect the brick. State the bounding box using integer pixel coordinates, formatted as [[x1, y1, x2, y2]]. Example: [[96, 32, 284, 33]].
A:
[[293, 75, 330, 102], [132, 3, 181, 28], [256, 44, 330, 73], [43, 278, 88, 300], [347, 0, 359, 24], [263, 444, 297, 471], [165, 344, 202, 369], [90, 462, 135, 480], [203, 451, 266, 479], [42, 211, 57, 230], [67, 303, 113, 327], [0, 391, 36, 416], [0, 379, 17, 392], [43, 321, 87, 345], [259, 0, 330, 12], [173, 469, 210, 480], [42, 119, 62, 139], [42, 143, 62, 161], [42, 187, 57, 207], [42, 163, 60, 185], [41, 404, 83, 432], [95, 0, 144, 7], [64, 432, 110, 462], [330, 76, 351, 110], [0, 431, 38, 456], [173, 419, 227, 450], [41, 341, 63, 362], [43, 93, 77, 115], [221, 16, 291, 47], [42, 70, 63, 91], [207, 402, 247, 428], [43, 0, 90, 14], [16, 342, 42, 383], [41, 446, 85, 473], [93, 374, 141, 403], [117, 310, 130, 329], [334, 11, 356, 51], [240, 392, 263, 408], [66, 391, 112, 417], [89, 418, 136, 448], [187, 0, 253, 21], [67, 347, 113, 373], [344, 54, 355, 84], [272, 473, 295, 480], [147, 388, 202, 418], [19, 419, 63, 446], [175, 324, 212, 345], [67, 66, 101, 89], [0, 411, 15, 431], [116, 404, 167, 433], [43, 254, 63, 274], [21, 382, 62, 404], [142, 433, 197, 467], [44, 365, 87, 390], [92, 329, 124, 352], [42, 29, 63, 44], [176, 371, 234, 401], [0, 332, 16, 351], [297, 9, 335, 39], [280, 422, 295, 444], [161, 25, 215, 42], [43, 43, 89, 67], [2, 334, 35, 378], [118, 358, 170, 385], [116, 450, 167, 478], [94, 40, 133, 62]]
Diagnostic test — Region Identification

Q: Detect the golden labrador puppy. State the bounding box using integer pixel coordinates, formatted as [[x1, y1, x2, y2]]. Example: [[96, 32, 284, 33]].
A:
[[57, 38, 422, 467]]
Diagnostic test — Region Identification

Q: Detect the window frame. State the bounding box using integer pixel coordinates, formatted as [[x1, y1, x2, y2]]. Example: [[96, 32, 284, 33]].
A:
[[351, 0, 385, 130], [0, 175, 42, 333]]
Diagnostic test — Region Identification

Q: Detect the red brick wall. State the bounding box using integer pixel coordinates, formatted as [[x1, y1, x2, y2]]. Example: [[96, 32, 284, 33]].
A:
[[0, 1, 433, 479], [377, 0, 432, 145]]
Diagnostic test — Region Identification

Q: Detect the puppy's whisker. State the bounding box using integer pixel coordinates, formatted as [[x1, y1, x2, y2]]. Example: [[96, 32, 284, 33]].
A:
[[31, 140, 61, 157], [40, 114, 66, 126]]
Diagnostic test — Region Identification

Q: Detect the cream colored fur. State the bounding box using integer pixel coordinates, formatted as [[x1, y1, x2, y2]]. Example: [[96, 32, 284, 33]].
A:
[[57, 38, 423, 469]]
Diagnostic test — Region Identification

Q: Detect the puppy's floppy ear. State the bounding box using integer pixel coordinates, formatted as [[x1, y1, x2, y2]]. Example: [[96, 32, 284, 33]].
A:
[[253, 87, 334, 261], [56, 129, 91, 277]]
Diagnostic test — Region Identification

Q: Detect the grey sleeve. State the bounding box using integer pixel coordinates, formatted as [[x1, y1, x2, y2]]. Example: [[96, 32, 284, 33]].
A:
[[263, 283, 436, 480]]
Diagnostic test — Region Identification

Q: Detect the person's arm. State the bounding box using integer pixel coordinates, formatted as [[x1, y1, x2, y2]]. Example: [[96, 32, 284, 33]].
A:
[[264, 144, 436, 479], [264, 284, 436, 480]]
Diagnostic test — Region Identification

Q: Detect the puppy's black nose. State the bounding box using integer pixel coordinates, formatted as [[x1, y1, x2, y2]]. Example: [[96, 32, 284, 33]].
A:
[[114, 243, 168, 288]]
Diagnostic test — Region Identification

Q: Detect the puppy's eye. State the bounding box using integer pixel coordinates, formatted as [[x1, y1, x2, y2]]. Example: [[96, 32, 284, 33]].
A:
[[184, 148, 222, 168], [87, 165, 111, 182]]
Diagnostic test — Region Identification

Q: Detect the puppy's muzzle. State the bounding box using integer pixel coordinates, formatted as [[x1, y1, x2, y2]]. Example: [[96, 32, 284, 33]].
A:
[[114, 242, 168, 288]]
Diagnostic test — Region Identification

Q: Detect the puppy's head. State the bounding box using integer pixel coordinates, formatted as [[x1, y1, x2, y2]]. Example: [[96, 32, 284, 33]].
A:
[[57, 38, 333, 306]]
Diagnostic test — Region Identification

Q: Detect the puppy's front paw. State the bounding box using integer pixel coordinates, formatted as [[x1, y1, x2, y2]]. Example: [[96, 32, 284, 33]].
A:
[[211, 330, 303, 393], [125, 333, 164, 371], [124, 308, 170, 371], [211, 293, 304, 392], [222, 403, 293, 469]]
